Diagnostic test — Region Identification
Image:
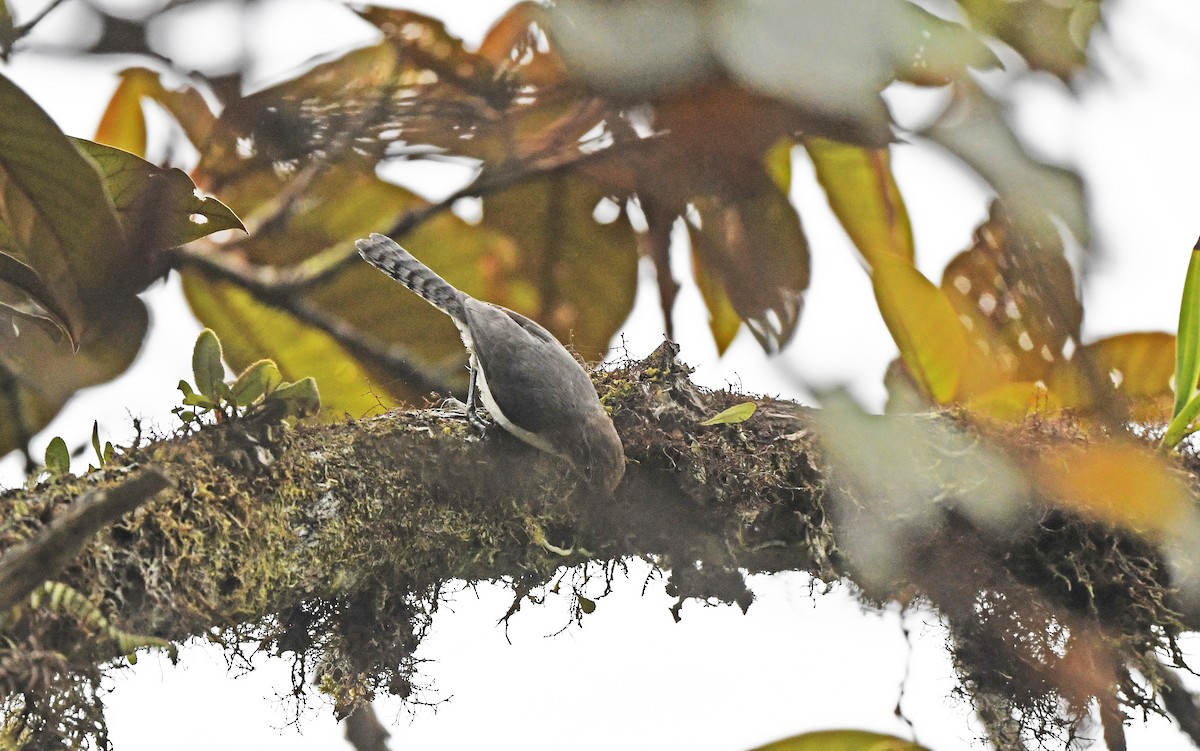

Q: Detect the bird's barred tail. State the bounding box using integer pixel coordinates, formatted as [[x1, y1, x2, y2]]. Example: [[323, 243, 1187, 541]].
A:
[[356, 233, 468, 322]]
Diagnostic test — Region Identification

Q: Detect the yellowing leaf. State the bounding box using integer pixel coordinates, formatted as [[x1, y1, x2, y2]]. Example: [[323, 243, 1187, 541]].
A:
[[872, 253, 966, 404], [1037, 443, 1192, 538], [95, 67, 216, 158], [95, 71, 148, 156], [700, 402, 757, 425], [182, 275, 382, 420], [751, 729, 930, 751], [806, 138, 913, 266], [691, 248, 742, 354], [1048, 332, 1175, 420], [965, 381, 1059, 422]]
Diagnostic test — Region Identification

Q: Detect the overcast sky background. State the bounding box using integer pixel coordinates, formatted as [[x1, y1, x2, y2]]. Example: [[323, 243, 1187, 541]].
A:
[[3, 0, 1200, 749]]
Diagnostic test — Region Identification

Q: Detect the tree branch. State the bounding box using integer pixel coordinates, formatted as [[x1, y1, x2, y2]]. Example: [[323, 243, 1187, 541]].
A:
[[0, 468, 170, 611], [0, 343, 1196, 748]]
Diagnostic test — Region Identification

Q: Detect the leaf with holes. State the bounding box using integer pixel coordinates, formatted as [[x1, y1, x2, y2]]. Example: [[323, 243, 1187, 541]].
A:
[[73, 139, 243, 252], [686, 178, 809, 354], [940, 202, 1080, 397], [1048, 332, 1174, 421]]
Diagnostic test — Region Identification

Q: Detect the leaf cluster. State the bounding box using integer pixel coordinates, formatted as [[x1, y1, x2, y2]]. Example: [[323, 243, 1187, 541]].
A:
[[173, 329, 320, 429]]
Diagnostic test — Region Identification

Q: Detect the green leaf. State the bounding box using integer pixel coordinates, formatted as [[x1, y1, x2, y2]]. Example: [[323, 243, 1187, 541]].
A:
[[44, 436, 69, 475], [751, 729, 930, 751], [0, 250, 73, 342], [91, 420, 103, 467], [231, 359, 283, 406], [1161, 388, 1200, 453], [72, 138, 244, 249], [806, 138, 913, 267], [182, 393, 218, 409], [699, 401, 757, 425], [268, 377, 321, 417], [577, 595, 596, 614], [177, 380, 197, 399], [213, 379, 236, 405], [192, 329, 225, 399], [1173, 241, 1200, 420], [0, 297, 147, 458], [0, 71, 128, 346], [873, 253, 966, 404], [0, 2, 15, 59]]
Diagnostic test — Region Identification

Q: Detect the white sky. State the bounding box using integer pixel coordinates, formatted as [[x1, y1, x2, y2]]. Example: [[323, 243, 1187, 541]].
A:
[[4, 0, 1200, 749]]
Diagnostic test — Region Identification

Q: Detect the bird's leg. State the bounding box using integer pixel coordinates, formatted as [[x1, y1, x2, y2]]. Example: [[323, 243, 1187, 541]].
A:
[[466, 363, 487, 436]]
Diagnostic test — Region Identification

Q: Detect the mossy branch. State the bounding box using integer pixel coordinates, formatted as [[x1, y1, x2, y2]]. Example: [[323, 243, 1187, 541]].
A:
[[1, 342, 1198, 750]]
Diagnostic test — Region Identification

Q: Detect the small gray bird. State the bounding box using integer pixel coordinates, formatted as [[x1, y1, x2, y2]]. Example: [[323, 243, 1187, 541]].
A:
[[355, 233, 625, 494]]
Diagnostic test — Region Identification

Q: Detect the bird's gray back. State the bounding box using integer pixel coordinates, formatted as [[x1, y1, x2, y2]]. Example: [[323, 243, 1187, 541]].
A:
[[462, 299, 605, 436]]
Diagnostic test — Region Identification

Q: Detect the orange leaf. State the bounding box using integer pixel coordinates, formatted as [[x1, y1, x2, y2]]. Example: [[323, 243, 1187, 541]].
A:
[[1037, 443, 1191, 537], [1048, 332, 1175, 421]]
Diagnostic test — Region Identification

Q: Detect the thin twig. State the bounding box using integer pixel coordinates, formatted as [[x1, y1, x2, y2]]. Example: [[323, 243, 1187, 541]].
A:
[[1158, 658, 1200, 748], [12, 0, 69, 36], [282, 294, 461, 396]]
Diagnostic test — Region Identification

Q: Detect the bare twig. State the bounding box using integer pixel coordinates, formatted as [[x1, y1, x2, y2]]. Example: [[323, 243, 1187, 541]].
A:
[[11, 0, 69, 37], [0, 468, 171, 611], [1159, 659, 1200, 748]]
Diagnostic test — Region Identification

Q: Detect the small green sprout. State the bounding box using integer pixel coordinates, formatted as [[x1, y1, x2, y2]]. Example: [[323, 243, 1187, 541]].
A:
[[173, 329, 321, 431]]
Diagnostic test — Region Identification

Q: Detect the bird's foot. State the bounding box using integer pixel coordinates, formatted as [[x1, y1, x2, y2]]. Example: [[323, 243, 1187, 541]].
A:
[[466, 406, 488, 438]]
